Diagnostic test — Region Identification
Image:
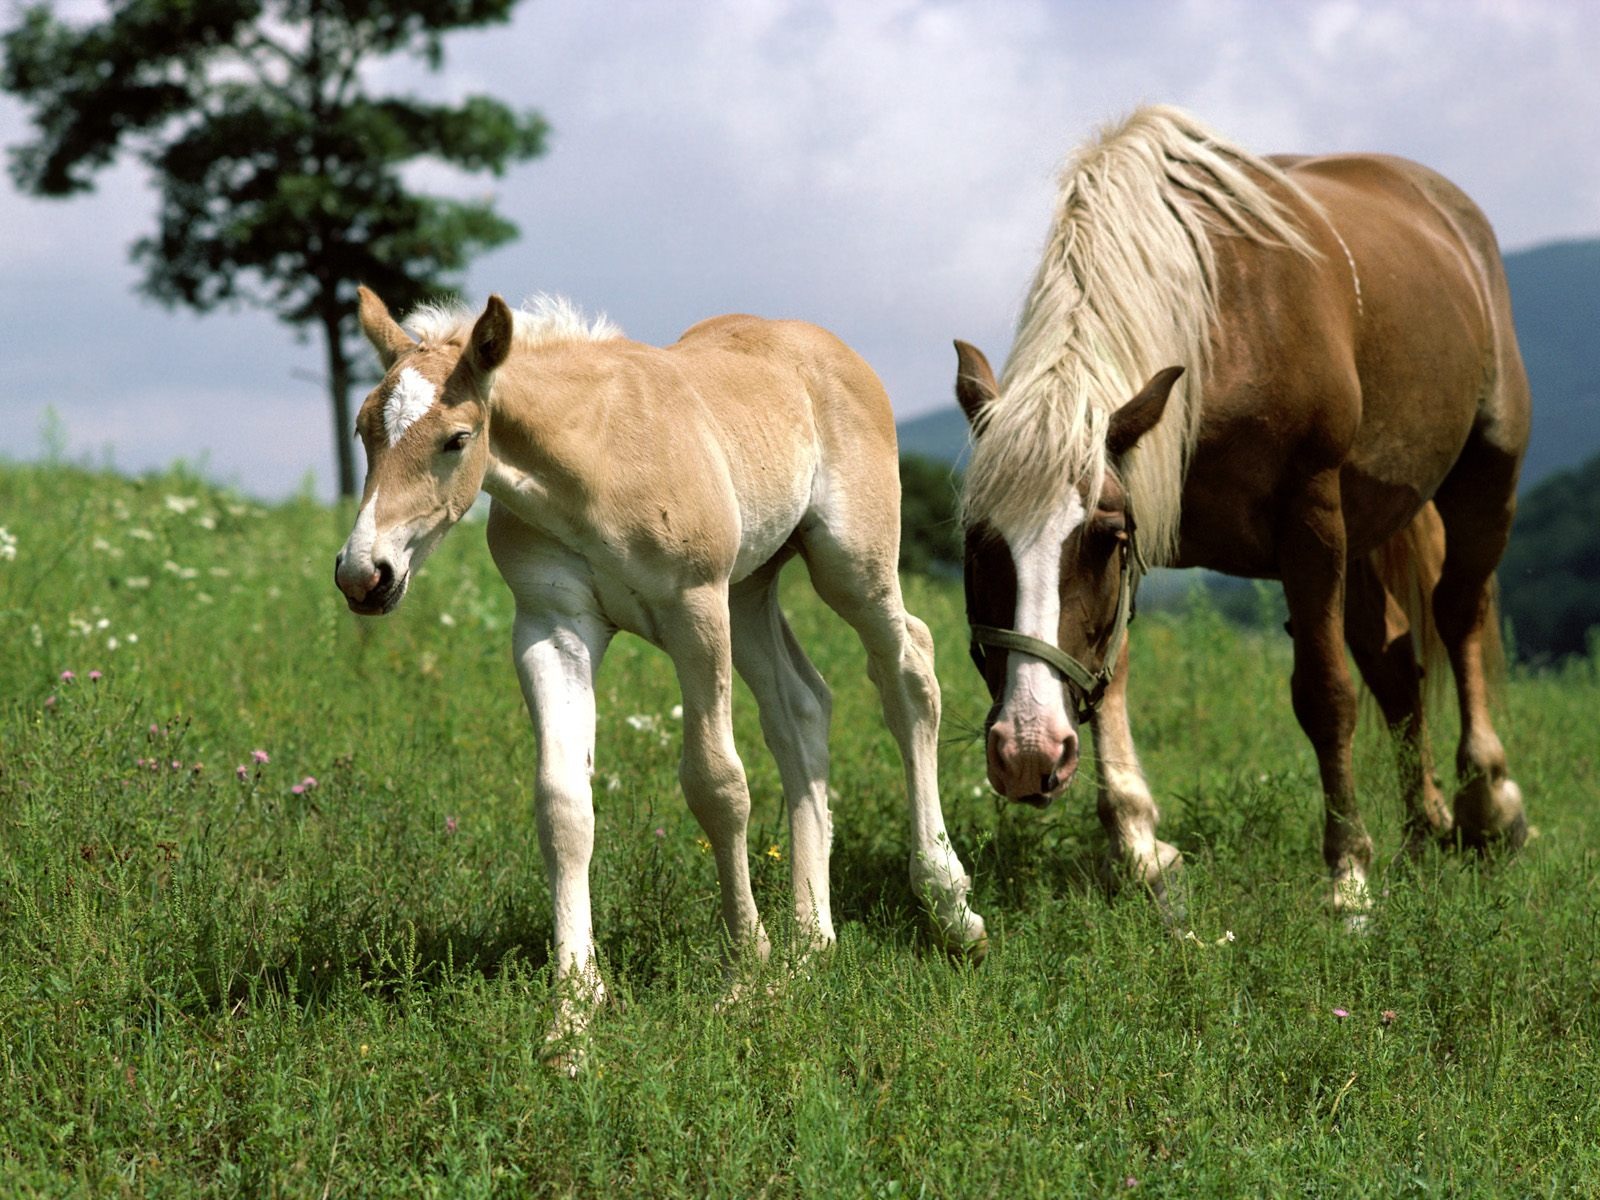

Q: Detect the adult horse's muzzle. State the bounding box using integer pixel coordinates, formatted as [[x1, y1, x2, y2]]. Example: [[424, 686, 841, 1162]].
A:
[[983, 704, 1080, 807]]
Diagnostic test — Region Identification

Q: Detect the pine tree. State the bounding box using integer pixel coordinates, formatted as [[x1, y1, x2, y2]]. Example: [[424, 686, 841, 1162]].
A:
[[3, 0, 548, 496]]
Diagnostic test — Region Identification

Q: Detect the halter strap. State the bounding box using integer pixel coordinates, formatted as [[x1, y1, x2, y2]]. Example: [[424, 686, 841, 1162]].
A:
[[969, 512, 1142, 724]]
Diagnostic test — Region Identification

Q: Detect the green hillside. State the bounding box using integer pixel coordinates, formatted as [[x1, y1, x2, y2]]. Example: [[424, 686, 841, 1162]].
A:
[[898, 237, 1600, 487], [1, 461, 1598, 1193]]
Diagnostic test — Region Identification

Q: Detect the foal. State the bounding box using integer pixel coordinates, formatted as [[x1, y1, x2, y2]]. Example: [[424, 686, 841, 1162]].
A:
[[335, 288, 986, 1055]]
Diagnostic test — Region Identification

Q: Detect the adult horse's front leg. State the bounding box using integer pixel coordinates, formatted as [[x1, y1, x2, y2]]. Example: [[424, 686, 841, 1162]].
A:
[[1091, 639, 1183, 911], [511, 605, 614, 1071], [664, 584, 771, 974], [1280, 468, 1373, 920]]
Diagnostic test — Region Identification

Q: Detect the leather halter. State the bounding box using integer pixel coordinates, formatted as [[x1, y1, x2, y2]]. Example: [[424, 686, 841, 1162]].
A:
[[969, 505, 1143, 725]]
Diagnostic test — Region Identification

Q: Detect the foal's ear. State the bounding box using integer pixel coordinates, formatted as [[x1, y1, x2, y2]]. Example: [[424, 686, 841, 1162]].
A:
[[468, 295, 515, 376], [1107, 366, 1184, 458], [358, 285, 415, 369], [953, 340, 999, 427]]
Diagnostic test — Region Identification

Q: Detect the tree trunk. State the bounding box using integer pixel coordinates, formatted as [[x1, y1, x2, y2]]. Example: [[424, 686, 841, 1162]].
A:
[[321, 306, 356, 498]]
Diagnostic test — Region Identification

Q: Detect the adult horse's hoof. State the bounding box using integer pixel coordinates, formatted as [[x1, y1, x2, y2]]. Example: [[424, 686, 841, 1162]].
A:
[[1452, 777, 1530, 854]]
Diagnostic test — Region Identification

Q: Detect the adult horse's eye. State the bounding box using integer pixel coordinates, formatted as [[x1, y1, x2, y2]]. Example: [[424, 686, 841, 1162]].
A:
[[441, 430, 472, 454]]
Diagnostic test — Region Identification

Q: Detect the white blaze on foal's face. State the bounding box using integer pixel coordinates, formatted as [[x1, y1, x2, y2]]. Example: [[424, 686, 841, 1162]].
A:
[[334, 288, 514, 616], [383, 366, 438, 445]]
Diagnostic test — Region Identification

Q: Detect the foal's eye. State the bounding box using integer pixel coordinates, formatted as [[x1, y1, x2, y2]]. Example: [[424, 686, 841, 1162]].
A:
[[441, 431, 472, 454]]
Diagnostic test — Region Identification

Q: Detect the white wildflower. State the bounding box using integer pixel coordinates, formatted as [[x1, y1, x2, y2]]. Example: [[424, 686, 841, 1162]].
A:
[[107, 636, 120, 651], [128, 528, 155, 541], [208, 567, 231, 578], [625, 714, 659, 734], [162, 560, 199, 581], [164, 494, 199, 514], [0, 528, 16, 561], [195, 515, 216, 531], [126, 633, 138, 644], [439, 612, 456, 627], [124, 576, 151, 590], [670, 704, 683, 721]]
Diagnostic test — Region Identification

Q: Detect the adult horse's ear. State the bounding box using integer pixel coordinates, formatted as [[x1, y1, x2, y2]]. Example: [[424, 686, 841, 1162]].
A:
[[358, 285, 414, 368], [469, 295, 515, 376], [954, 340, 999, 427], [1108, 366, 1184, 457]]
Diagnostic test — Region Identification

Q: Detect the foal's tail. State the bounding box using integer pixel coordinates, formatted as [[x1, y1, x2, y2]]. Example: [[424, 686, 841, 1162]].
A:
[[1370, 501, 1506, 710]]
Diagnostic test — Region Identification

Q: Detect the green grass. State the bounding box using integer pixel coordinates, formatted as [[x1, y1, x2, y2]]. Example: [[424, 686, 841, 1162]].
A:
[[2, 462, 1597, 1197]]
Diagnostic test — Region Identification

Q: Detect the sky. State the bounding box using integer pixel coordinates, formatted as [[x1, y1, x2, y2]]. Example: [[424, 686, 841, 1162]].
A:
[[2, 0, 1598, 499]]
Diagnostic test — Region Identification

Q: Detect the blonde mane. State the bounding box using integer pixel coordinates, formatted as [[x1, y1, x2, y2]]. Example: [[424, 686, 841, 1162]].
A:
[[403, 294, 623, 350], [961, 106, 1321, 565]]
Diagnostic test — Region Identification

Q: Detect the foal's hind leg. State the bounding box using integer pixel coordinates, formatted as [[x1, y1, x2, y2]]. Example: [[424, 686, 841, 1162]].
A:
[[800, 532, 987, 959], [729, 568, 837, 952], [1344, 555, 1452, 852], [1431, 438, 1528, 851], [1280, 468, 1373, 918]]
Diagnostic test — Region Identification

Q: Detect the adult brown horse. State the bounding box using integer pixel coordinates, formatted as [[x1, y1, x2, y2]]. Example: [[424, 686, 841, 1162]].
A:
[[954, 107, 1529, 918]]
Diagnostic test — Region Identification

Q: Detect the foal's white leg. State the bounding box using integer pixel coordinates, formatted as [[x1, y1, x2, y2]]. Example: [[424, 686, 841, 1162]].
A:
[[729, 572, 836, 952], [511, 606, 614, 1066], [1090, 641, 1183, 905], [803, 541, 987, 958], [664, 584, 770, 969]]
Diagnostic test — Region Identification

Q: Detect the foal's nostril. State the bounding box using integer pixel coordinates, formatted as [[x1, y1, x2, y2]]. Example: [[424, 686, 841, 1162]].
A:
[[373, 560, 395, 596]]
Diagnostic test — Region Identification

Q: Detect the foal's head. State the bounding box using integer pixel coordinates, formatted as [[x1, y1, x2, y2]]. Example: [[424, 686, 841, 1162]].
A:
[[954, 341, 1182, 805], [334, 287, 513, 615]]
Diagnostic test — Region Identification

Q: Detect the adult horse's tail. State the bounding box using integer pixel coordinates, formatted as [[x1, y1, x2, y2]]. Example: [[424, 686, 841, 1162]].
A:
[[1370, 502, 1506, 711]]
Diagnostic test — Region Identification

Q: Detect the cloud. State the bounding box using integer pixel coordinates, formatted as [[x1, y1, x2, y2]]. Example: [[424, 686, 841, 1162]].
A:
[[1, 0, 1596, 498]]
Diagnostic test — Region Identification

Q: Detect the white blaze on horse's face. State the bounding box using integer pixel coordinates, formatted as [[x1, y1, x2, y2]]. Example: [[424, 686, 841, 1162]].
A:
[[986, 493, 1086, 802]]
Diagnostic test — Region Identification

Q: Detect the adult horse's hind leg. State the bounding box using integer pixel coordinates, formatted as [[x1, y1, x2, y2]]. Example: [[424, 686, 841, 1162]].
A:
[[1344, 551, 1452, 852], [729, 566, 837, 952], [1431, 434, 1528, 851], [799, 528, 988, 959]]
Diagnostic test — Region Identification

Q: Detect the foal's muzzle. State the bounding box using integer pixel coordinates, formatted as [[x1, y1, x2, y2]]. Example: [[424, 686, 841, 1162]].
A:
[[335, 554, 404, 615]]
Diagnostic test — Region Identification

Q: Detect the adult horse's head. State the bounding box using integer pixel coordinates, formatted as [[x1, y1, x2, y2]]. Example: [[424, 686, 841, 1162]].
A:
[[954, 340, 1183, 806], [334, 287, 513, 615]]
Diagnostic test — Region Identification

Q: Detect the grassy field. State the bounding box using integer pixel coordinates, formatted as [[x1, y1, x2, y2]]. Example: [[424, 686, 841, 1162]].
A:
[[2, 461, 1598, 1197]]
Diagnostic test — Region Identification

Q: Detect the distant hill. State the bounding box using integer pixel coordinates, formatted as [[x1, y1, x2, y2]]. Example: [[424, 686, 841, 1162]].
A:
[[898, 237, 1600, 488]]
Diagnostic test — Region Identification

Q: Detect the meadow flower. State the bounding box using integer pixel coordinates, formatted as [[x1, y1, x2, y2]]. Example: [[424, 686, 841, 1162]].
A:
[[1332, 1007, 1350, 1019], [1381, 1009, 1397, 1025], [60, 670, 76, 682], [765, 844, 782, 861], [170, 760, 182, 771], [654, 827, 666, 838], [88, 670, 102, 682], [0, 527, 16, 561], [291, 785, 305, 795], [44, 695, 56, 710], [445, 816, 459, 835], [625, 713, 658, 733], [695, 836, 711, 853], [251, 749, 270, 764], [235, 765, 248, 780], [128, 528, 155, 541], [164, 494, 199, 514], [670, 704, 683, 720], [439, 612, 456, 626], [124, 576, 151, 590], [300, 776, 318, 790]]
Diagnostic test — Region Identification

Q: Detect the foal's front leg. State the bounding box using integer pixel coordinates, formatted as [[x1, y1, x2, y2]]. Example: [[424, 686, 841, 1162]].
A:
[[663, 584, 770, 976], [511, 606, 614, 1068]]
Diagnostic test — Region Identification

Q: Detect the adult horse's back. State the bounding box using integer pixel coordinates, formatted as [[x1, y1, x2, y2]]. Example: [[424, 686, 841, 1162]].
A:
[[955, 106, 1529, 916]]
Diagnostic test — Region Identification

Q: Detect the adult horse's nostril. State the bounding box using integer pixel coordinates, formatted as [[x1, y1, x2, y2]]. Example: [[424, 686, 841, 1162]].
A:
[[373, 560, 395, 597]]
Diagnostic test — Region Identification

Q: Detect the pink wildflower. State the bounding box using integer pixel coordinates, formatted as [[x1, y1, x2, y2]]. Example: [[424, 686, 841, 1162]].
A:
[[444, 816, 459, 835], [235, 765, 248, 780], [251, 749, 270, 765], [291, 785, 305, 796], [149, 724, 160, 738], [300, 776, 318, 790], [1381, 1009, 1397, 1026], [171, 760, 182, 771], [88, 670, 103, 682], [1124, 1178, 1138, 1190], [136, 758, 148, 769], [654, 826, 666, 838], [60, 670, 76, 683], [44, 695, 57, 710], [1332, 1008, 1350, 1019]]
